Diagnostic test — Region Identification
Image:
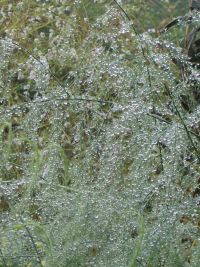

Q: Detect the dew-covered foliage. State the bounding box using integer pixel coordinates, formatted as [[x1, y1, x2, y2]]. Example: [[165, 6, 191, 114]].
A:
[[0, 0, 200, 266]]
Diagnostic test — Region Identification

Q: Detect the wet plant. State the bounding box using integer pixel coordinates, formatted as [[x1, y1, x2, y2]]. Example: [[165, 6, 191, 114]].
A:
[[0, 1, 200, 266]]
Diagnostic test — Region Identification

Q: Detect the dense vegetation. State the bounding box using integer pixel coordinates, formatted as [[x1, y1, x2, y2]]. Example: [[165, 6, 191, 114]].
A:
[[0, 0, 200, 266]]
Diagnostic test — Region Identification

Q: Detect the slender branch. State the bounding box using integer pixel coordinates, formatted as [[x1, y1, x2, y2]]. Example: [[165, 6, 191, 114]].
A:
[[163, 83, 200, 161], [0, 96, 114, 117], [147, 112, 200, 139], [0, 39, 114, 105], [0, 38, 71, 98], [19, 216, 43, 266], [92, 0, 155, 140], [1, 255, 35, 259], [113, 0, 152, 89], [136, 258, 145, 267], [158, 141, 164, 172], [34, 96, 113, 105], [0, 248, 7, 267], [159, 16, 183, 33]]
